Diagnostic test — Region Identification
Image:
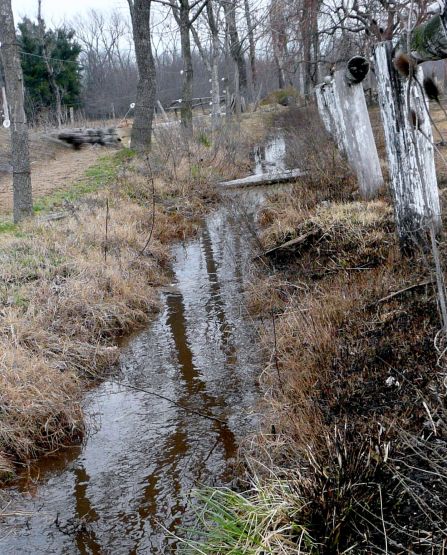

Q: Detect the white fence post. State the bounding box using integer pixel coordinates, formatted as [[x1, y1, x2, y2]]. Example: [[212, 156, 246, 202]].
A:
[[374, 41, 441, 249], [315, 81, 347, 157], [315, 57, 384, 199]]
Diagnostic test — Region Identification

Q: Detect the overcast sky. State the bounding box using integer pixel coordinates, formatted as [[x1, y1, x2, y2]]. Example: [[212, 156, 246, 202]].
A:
[[12, 0, 128, 25]]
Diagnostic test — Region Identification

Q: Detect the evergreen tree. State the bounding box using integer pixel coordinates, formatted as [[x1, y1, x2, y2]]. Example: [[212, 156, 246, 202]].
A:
[[17, 18, 82, 121]]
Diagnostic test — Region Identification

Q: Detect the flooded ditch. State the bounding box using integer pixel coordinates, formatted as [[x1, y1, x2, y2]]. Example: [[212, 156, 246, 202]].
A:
[[0, 135, 286, 554]]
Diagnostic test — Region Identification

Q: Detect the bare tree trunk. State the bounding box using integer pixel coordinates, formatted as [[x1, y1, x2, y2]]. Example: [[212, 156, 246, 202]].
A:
[[0, 0, 33, 222], [179, 0, 193, 131], [273, 51, 285, 89], [191, 21, 221, 126], [207, 0, 221, 127], [223, 0, 248, 105], [210, 49, 221, 125], [234, 62, 241, 115], [128, 0, 156, 151], [54, 85, 62, 128], [243, 0, 257, 97], [270, 0, 288, 89], [302, 0, 319, 96], [169, 0, 194, 131]]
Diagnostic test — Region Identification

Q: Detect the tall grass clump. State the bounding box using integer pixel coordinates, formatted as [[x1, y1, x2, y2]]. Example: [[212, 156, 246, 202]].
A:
[[180, 479, 317, 554]]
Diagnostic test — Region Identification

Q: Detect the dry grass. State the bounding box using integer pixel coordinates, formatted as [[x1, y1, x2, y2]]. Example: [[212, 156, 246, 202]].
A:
[[0, 172, 191, 479], [151, 113, 272, 186], [0, 114, 268, 482], [248, 181, 447, 552], [236, 106, 447, 552]]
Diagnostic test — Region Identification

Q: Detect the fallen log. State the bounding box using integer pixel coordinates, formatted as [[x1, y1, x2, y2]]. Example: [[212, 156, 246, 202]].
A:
[[57, 127, 120, 149], [37, 211, 68, 223], [259, 229, 320, 258], [219, 168, 305, 188]]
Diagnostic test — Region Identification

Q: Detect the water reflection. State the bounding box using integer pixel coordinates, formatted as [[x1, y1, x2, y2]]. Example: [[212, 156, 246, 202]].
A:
[[73, 466, 101, 554], [0, 191, 261, 554]]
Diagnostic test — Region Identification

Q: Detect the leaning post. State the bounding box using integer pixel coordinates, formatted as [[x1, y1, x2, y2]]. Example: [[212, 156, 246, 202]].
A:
[[315, 56, 384, 199], [374, 41, 441, 249], [315, 80, 347, 156]]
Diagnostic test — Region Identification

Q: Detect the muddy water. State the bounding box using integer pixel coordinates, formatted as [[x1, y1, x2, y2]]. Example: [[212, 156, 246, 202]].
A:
[[0, 189, 269, 554]]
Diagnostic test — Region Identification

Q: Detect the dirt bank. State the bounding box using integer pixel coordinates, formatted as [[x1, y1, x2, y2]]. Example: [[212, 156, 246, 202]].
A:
[[187, 106, 447, 553]]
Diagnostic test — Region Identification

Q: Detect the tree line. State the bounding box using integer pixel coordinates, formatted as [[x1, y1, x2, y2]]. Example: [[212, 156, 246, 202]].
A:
[[6, 1, 441, 130], [1, 0, 445, 219]]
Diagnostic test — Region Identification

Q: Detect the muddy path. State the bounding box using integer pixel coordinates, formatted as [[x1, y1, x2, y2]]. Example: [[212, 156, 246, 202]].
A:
[[0, 132, 103, 214], [0, 133, 287, 554]]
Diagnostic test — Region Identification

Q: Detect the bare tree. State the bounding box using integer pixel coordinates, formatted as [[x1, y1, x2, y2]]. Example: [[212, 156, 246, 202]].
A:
[[128, 0, 157, 150], [0, 0, 33, 222], [167, 0, 208, 131], [222, 0, 248, 113], [74, 9, 137, 119], [37, 0, 63, 127]]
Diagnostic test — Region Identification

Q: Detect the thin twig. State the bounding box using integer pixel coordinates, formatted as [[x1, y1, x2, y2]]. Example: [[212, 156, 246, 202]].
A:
[[371, 279, 433, 306], [104, 197, 109, 264], [379, 484, 388, 554], [110, 379, 226, 424], [271, 310, 284, 394], [139, 155, 157, 257]]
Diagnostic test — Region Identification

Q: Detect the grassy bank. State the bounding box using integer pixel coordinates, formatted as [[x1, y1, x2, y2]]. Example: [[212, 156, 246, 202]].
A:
[[185, 107, 447, 553], [0, 116, 268, 482]]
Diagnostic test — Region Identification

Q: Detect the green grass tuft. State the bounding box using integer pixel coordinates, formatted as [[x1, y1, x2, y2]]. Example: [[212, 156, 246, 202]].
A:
[[178, 483, 316, 554], [197, 131, 212, 148], [0, 221, 17, 235], [33, 150, 133, 213]]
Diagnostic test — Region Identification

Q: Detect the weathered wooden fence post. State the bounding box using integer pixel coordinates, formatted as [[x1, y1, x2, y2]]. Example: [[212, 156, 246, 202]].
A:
[[315, 57, 384, 199], [315, 80, 347, 156], [374, 41, 441, 249]]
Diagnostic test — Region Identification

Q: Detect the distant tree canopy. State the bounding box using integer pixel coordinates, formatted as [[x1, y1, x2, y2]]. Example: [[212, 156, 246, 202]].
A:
[[17, 18, 82, 119]]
